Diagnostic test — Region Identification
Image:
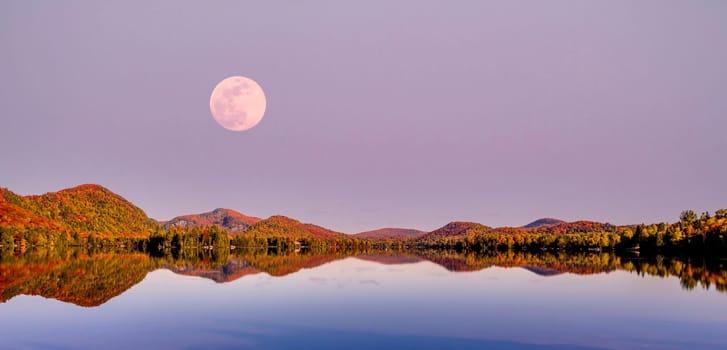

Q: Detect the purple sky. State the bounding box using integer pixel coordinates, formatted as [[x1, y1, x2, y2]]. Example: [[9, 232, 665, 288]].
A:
[[1, 1, 726, 233]]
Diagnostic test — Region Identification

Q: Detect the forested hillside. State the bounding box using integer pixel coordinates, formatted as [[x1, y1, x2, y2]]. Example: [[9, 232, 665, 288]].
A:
[[1, 184, 726, 255], [1, 185, 156, 246]]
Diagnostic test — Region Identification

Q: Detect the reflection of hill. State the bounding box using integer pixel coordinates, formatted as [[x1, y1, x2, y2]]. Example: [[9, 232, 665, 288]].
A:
[[0, 252, 152, 307], [521, 266, 564, 276], [162, 251, 347, 282], [0, 249, 350, 306], [168, 259, 261, 283], [414, 250, 619, 275], [355, 254, 424, 265], [413, 250, 727, 291], [2, 249, 725, 308], [240, 252, 344, 276]]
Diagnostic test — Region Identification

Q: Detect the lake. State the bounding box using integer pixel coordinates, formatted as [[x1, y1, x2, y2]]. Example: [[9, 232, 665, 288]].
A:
[[1, 249, 726, 350]]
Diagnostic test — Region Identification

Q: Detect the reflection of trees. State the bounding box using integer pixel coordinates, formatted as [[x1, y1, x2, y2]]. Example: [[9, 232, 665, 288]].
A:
[[230, 249, 344, 276], [1, 247, 726, 308], [413, 250, 620, 274], [617, 256, 727, 293], [156, 248, 349, 281], [681, 277, 698, 290], [0, 247, 352, 306], [0, 248, 152, 307], [411, 250, 727, 293]]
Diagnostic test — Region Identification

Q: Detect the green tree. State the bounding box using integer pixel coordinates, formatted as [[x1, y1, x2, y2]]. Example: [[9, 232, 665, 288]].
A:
[[680, 210, 697, 225]]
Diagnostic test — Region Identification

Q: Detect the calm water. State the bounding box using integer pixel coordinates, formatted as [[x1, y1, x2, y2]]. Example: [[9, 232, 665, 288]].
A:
[[1, 250, 726, 350]]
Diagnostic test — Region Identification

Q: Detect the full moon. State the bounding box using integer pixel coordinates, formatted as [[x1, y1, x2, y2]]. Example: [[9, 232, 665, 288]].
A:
[[209, 76, 267, 131]]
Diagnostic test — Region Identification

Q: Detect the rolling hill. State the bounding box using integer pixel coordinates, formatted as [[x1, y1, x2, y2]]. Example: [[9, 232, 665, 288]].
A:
[[527, 220, 617, 235], [353, 228, 426, 239], [423, 221, 492, 238], [161, 208, 261, 234], [0, 184, 156, 237], [245, 215, 345, 239], [522, 218, 565, 229], [0, 183, 642, 247]]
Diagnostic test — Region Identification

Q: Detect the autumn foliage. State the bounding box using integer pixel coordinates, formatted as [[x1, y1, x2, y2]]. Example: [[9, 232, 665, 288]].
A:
[[1, 184, 726, 256], [0, 185, 156, 247]]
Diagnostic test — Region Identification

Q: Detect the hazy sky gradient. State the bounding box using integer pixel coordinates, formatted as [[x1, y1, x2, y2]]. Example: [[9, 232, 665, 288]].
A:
[[1, 1, 726, 233]]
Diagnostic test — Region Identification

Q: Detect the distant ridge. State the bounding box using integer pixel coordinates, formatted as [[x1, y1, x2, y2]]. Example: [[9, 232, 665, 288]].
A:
[[161, 208, 261, 234], [354, 228, 426, 239], [246, 215, 345, 239], [522, 218, 566, 229], [423, 221, 492, 238]]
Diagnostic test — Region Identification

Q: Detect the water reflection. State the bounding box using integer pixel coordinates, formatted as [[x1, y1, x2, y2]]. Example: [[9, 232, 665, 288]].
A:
[[1, 247, 726, 307]]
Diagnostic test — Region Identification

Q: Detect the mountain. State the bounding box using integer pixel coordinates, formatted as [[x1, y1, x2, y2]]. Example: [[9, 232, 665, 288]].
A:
[[161, 208, 261, 234], [245, 215, 344, 239], [353, 228, 426, 239], [0, 184, 156, 237], [522, 218, 565, 229], [423, 221, 492, 238]]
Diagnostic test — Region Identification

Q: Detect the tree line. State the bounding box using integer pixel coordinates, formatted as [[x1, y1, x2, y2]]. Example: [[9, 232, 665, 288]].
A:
[[416, 209, 727, 254], [2, 208, 727, 256]]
